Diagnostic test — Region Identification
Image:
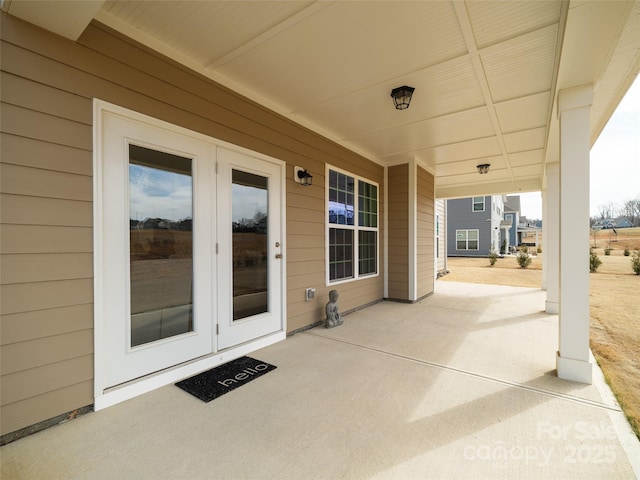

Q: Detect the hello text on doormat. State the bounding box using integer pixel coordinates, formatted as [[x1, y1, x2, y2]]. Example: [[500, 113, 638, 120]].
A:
[[175, 356, 277, 402]]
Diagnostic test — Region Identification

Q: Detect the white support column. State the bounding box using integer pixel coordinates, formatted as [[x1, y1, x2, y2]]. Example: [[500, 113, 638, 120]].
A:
[[544, 163, 559, 313], [557, 85, 593, 384]]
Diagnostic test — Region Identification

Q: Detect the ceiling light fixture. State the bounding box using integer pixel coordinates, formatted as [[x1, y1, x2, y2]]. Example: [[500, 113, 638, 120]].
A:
[[390, 85, 415, 110], [477, 163, 491, 174]]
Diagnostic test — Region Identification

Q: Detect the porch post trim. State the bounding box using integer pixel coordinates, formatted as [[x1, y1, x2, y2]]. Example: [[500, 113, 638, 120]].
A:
[[408, 159, 417, 301], [557, 84, 593, 384], [544, 162, 559, 314]]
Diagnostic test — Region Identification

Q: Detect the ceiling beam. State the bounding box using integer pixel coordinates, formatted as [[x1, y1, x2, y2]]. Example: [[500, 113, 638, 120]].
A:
[[452, 0, 514, 182]]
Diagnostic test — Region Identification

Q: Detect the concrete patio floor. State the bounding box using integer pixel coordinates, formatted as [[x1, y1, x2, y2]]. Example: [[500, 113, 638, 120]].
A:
[[2, 281, 640, 479]]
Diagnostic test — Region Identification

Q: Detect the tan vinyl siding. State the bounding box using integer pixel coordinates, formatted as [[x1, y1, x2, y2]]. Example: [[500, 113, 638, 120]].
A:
[[387, 164, 409, 300], [1, 15, 384, 435], [416, 167, 435, 299]]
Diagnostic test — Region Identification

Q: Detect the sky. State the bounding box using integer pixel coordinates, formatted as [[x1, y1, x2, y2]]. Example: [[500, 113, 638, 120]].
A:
[[517, 75, 640, 221], [129, 164, 193, 221]]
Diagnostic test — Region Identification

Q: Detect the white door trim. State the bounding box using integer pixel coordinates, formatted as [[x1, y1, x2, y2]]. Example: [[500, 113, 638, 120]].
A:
[[93, 99, 287, 408]]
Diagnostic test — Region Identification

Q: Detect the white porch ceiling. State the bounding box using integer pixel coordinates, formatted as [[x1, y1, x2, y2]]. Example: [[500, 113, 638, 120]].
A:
[[5, 0, 640, 198]]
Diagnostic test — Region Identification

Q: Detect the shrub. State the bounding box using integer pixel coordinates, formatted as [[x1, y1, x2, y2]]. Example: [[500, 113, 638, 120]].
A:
[[590, 247, 602, 273], [624, 249, 630, 256], [604, 247, 612, 256], [537, 246, 542, 254], [632, 250, 640, 276], [488, 248, 498, 266], [516, 246, 532, 268]]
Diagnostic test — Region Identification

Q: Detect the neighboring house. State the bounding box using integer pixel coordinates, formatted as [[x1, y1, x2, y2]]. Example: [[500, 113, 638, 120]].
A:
[[503, 195, 521, 251], [446, 196, 504, 257], [592, 217, 633, 229], [518, 216, 542, 248], [435, 199, 447, 276]]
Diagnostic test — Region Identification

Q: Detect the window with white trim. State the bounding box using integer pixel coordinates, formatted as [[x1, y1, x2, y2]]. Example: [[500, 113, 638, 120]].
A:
[[327, 167, 378, 283], [472, 196, 485, 212], [456, 229, 479, 250]]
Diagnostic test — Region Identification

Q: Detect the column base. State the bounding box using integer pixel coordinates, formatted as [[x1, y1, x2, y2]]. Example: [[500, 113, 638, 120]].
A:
[[545, 300, 559, 314], [557, 351, 592, 384]]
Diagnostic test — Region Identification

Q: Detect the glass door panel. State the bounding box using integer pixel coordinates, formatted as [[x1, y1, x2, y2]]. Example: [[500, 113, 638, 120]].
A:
[[232, 170, 268, 321], [129, 145, 194, 347]]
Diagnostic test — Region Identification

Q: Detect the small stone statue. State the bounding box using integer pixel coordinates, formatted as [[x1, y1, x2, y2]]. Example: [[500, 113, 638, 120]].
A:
[[325, 289, 343, 328]]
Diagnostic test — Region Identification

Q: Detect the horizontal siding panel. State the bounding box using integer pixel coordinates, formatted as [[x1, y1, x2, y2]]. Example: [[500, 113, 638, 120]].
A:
[[0, 380, 93, 436], [1, 133, 92, 175], [287, 205, 324, 223], [286, 186, 324, 203], [0, 225, 93, 254], [287, 234, 324, 250], [1, 194, 92, 227], [389, 256, 409, 276], [285, 248, 324, 263], [286, 272, 325, 292], [1, 329, 93, 375], [0, 279, 92, 315], [388, 208, 409, 221], [286, 259, 324, 277], [286, 266, 324, 281], [0, 163, 92, 202], [287, 299, 325, 321], [1, 103, 92, 151], [387, 288, 408, 300], [1, 304, 93, 345], [1, 253, 93, 284], [286, 221, 324, 237], [1, 71, 92, 124], [286, 190, 324, 209], [1, 355, 93, 406], [287, 310, 323, 333]]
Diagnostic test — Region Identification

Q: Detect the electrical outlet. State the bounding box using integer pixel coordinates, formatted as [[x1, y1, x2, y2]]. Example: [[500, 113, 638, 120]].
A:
[[305, 288, 316, 301]]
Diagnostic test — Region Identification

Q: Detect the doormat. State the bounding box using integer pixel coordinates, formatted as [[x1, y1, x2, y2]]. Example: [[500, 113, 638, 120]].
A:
[[175, 356, 276, 402]]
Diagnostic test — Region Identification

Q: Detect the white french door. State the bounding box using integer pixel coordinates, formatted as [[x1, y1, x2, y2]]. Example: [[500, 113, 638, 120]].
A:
[[216, 148, 283, 350], [100, 113, 215, 387], [97, 105, 284, 389]]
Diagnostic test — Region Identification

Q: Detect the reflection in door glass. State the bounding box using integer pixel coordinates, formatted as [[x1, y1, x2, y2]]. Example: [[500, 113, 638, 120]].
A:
[[232, 170, 268, 320], [129, 145, 194, 347]]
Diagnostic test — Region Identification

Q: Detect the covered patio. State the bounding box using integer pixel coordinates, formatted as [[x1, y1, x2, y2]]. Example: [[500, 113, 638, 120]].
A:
[[3, 282, 639, 479], [2, 0, 640, 453]]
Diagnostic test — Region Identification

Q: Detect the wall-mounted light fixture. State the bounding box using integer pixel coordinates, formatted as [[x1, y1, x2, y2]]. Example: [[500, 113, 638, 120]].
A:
[[294, 166, 313, 186], [476, 163, 491, 174], [390, 85, 415, 110]]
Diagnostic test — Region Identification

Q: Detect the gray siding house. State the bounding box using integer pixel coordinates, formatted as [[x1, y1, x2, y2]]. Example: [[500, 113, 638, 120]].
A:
[[446, 196, 503, 257], [503, 195, 521, 250]]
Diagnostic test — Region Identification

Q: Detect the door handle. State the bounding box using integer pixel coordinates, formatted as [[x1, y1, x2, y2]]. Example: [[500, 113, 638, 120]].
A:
[[275, 253, 283, 259]]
